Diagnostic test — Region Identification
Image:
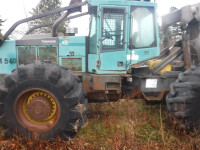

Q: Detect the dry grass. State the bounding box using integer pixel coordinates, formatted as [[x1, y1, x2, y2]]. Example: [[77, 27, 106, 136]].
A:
[[0, 99, 200, 150]]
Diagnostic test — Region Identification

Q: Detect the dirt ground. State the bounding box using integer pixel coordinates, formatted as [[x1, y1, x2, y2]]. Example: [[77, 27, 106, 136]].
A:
[[0, 99, 199, 150]]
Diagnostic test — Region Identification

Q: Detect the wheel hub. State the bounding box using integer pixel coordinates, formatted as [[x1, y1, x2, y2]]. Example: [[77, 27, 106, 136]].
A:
[[22, 92, 57, 124], [15, 88, 60, 132], [27, 96, 52, 121]]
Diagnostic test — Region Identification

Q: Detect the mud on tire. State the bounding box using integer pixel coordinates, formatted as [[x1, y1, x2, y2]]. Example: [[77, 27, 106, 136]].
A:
[[0, 60, 88, 140], [166, 65, 200, 129]]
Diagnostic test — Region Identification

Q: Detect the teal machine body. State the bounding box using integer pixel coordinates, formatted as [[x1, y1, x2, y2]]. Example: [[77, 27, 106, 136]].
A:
[[0, 0, 159, 75], [0, 0, 160, 101]]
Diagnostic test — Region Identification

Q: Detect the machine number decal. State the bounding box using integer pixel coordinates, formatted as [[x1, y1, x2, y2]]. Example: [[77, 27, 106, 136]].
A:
[[0, 58, 17, 64], [146, 79, 157, 88]]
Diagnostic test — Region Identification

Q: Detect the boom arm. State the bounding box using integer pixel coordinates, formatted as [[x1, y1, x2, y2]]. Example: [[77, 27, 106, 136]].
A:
[[152, 3, 200, 74], [162, 3, 200, 32]]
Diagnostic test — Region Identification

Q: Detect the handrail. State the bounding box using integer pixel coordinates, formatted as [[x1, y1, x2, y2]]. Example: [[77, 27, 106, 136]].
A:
[[25, 12, 88, 35], [0, 1, 87, 46]]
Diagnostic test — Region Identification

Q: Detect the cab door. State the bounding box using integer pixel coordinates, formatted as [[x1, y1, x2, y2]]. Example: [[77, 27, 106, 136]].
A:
[[99, 6, 128, 72]]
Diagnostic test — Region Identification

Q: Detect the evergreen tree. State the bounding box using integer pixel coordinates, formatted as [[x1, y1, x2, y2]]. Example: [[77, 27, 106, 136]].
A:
[[0, 16, 5, 38], [160, 6, 182, 49], [30, 0, 66, 34], [168, 7, 182, 40]]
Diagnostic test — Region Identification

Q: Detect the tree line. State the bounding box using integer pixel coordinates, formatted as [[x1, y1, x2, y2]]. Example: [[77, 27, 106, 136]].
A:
[[29, 0, 67, 34], [0, 1, 181, 40], [0, 0, 67, 39]]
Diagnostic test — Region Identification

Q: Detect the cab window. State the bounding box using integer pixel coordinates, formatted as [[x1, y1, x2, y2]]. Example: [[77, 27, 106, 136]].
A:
[[130, 7, 156, 49]]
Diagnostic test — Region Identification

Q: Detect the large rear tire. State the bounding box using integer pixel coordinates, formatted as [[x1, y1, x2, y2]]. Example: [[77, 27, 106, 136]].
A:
[[0, 60, 88, 140], [166, 65, 200, 129]]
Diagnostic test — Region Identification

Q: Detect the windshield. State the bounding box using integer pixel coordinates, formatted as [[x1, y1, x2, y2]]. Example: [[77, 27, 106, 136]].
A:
[[130, 7, 156, 49]]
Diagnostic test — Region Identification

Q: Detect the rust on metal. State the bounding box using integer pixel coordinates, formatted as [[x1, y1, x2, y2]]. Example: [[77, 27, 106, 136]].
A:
[[38, 47, 58, 63], [130, 61, 147, 68], [18, 46, 37, 65], [82, 74, 92, 93], [96, 60, 101, 69], [14, 88, 60, 132], [142, 89, 169, 101], [62, 58, 82, 71], [74, 73, 83, 77], [183, 35, 191, 70], [87, 92, 106, 101], [105, 82, 120, 91], [105, 91, 121, 102], [82, 74, 121, 101], [82, 74, 121, 91], [87, 91, 120, 102], [92, 75, 121, 91], [27, 96, 52, 121], [126, 85, 169, 101], [124, 86, 143, 99], [121, 74, 132, 78]]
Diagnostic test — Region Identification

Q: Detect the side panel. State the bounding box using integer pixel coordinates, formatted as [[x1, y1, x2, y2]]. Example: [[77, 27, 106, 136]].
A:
[[127, 47, 159, 65], [59, 36, 87, 72], [0, 40, 17, 74], [100, 51, 127, 71], [132, 72, 179, 101], [88, 54, 97, 72]]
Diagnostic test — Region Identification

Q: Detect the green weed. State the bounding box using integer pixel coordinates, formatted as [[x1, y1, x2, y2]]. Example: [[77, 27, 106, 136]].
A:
[[0, 99, 200, 149]]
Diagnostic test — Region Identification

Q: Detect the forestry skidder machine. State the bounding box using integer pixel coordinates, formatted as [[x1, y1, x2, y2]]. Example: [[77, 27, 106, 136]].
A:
[[0, 0, 199, 140]]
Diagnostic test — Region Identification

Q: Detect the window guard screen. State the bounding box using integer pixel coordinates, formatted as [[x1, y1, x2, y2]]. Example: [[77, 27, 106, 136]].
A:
[[102, 8, 125, 51]]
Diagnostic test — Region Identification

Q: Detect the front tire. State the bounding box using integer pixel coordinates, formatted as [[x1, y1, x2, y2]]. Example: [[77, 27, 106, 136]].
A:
[[0, 60, 88, 140]]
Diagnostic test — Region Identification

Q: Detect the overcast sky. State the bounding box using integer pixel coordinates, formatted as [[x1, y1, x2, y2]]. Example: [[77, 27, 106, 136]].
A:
[[0, 0, 200, 38]]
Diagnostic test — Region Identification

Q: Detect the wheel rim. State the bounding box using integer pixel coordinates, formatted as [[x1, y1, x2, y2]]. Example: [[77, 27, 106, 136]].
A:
[[15, 88, 60, 132]]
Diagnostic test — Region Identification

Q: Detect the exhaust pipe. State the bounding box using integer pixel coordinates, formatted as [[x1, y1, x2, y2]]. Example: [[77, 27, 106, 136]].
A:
[[52, 0, 84, 37], [26, 12, 88, 35]]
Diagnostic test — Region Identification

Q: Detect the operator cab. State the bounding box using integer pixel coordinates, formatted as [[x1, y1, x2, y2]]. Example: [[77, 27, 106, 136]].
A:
[[87, 0, 159, 74], [0, 0, 159, 75]]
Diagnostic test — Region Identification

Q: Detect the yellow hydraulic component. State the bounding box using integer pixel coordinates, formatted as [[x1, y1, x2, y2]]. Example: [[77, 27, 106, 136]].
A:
[[23, 92, 57, 124], [148, 59, 172, 74]]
